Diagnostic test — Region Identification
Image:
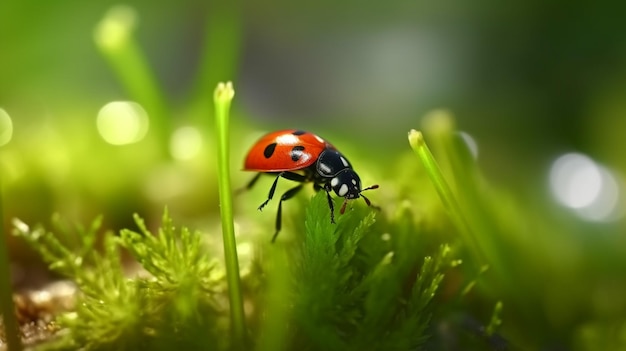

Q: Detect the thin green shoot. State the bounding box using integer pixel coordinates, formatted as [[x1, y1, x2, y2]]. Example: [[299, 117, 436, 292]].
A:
[[213, 81, 247, 345], [408, 129, 485, 264]]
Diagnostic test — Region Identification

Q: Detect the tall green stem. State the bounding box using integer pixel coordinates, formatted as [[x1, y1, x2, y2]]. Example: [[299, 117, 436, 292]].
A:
[[213, 82, 246, 347]]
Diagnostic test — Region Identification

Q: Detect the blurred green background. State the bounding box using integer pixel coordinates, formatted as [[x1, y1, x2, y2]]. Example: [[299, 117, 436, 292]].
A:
[[2, 0, 626, 349]]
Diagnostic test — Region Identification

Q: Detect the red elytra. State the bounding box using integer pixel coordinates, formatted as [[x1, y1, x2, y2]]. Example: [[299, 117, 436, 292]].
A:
[[242, 129, 378, 242], [244, 129, 335, 172]]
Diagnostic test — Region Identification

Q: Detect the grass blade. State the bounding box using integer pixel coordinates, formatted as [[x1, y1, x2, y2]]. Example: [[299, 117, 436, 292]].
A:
[[213, 82, 247, 347], [408, 129, 485, 265]]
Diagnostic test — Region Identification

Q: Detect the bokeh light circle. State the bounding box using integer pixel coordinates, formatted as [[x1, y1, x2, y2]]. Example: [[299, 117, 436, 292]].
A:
[[549, 152, 623, 222], [170, 126, 203, 160], [97, 101, 149, 145]]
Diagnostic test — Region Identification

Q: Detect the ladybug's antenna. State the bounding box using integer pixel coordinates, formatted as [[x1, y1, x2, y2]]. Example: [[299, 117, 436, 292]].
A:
[[360, 184, 378, 208], [362, 184, 379, 192], [339, 184, 379, 214]]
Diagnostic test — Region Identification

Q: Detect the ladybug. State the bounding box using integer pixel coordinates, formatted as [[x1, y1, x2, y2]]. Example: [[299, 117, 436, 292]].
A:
[[242, 129, 378, 242]]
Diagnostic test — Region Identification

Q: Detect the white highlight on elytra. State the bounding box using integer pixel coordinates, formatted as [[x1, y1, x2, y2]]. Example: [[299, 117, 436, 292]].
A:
[[549, 152, 623, 222], [276, 134, 299, 145], [314, 134, 325, 143], [297, 153, 311, 164]]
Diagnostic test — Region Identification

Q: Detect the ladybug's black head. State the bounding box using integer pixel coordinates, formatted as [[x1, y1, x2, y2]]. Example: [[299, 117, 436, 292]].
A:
[[330, 169, 379, 214], [316, 148, 378, 214], [330, 169, 362, 199]]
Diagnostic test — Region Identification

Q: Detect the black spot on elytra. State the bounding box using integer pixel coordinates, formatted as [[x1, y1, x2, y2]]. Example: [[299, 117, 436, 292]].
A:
[[263, 143, 277, 158], [290, 145, 305, 162], [292, 130, 306, 136]]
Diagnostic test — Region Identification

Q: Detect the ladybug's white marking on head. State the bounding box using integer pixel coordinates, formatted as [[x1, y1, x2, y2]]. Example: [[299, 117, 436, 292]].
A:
[[338, 184, 349, 197], [276, 134, 299, 145], [314, 134, 325, 143], [331, 177, 339, 187], [351, 179, 357, 185], [340, 156, 349, 167]]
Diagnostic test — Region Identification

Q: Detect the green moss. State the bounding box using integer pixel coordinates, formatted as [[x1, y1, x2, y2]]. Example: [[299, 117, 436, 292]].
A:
[[13, 211, 225, 351], [251, 191, 457, 351], [11, 183, 461, 351]]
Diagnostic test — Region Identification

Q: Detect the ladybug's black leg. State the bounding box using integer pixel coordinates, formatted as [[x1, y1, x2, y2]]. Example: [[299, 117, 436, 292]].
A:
[[322, 183, 336, 224], [272, 184, 304, 243], [259, 171, 307, 211], [280, 171, 307, 182], [236, 172, 263, 195], [258, 173, 282, 211], [244, 172, 262, 190]]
